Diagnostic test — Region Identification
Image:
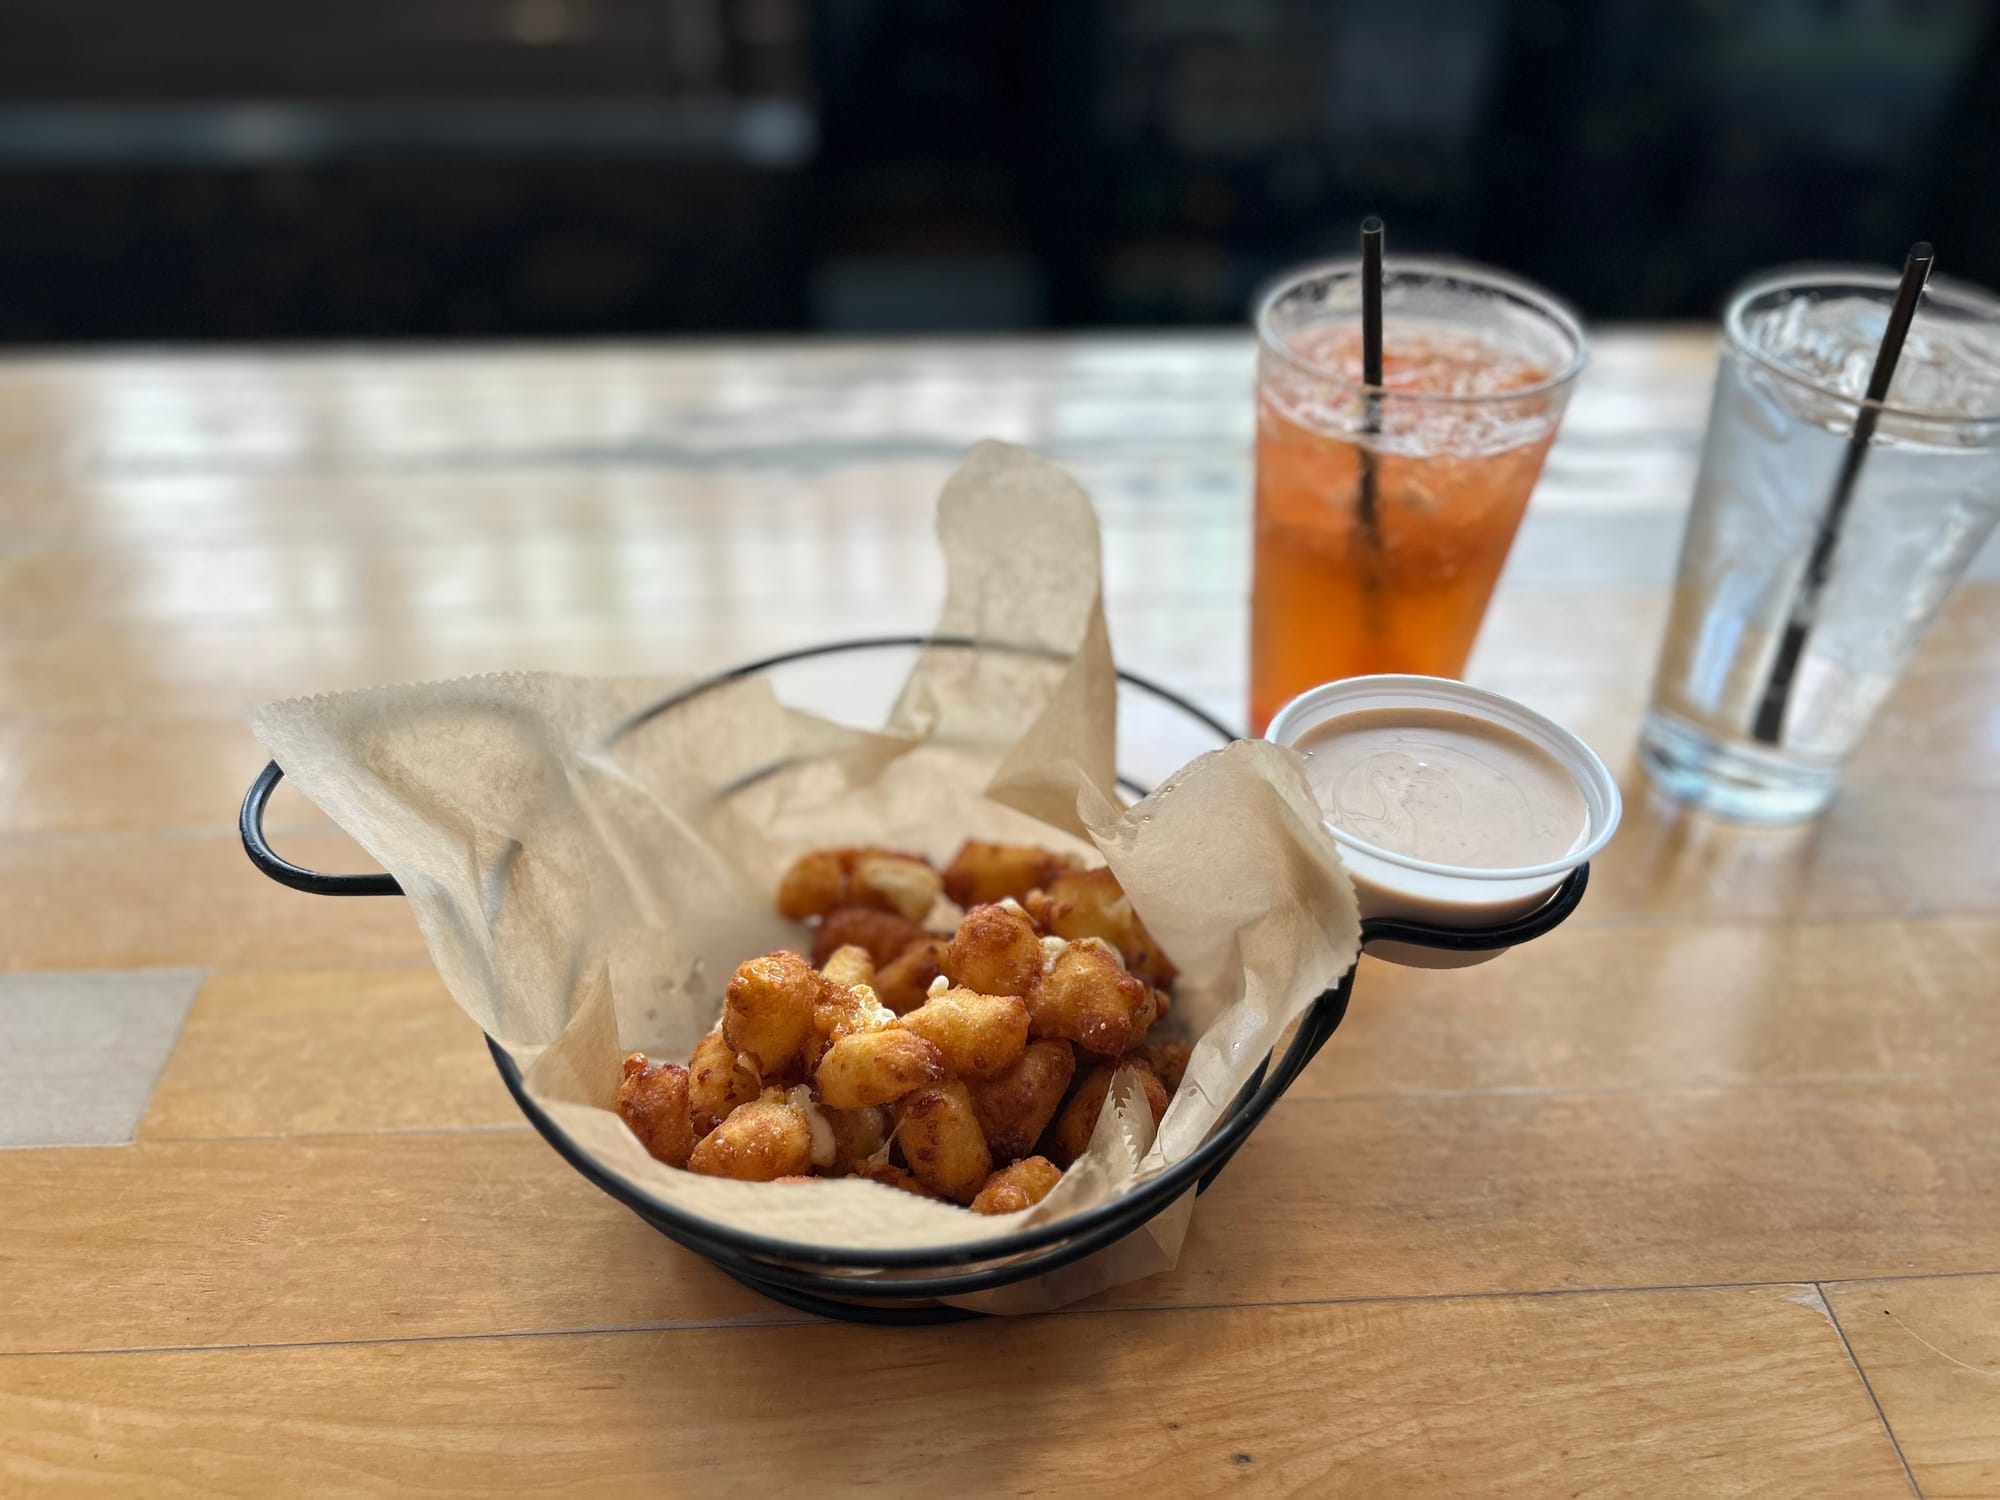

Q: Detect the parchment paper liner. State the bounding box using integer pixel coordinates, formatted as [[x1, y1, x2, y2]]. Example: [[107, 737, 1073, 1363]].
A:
[[253, 442, 1360, 1312]]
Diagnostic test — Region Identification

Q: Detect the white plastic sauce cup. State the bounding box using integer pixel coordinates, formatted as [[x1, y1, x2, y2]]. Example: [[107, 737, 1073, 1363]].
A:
[[1265, 675, 1621, 968]]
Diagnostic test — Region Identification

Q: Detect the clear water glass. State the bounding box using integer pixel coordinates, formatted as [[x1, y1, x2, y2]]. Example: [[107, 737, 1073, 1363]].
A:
[[1642, 266, 2000, 822]]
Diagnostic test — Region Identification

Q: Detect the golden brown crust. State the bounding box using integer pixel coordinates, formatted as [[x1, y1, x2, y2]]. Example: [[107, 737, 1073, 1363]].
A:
[[1135, 1036, 1192, 1096], [814, 1027, 946, 1109], [807, 982, 891, 1060], [966, 1040, 1076, 1161], [823, 1105, 891, 1175], [1045, 1060, 1169, 1166], [633, 841, 1187, 1207], [944, 903, 1044, 999], [777, 847, 940, 923], [874, 936, 949, 1014], [724, 950, 838, 1081], [1026, 866, 1178, 989], [615, 1053, 697, 1168], [971, 1155, 1063, 1215], [812, 906, 932, 968], [818, 943, 875, 990], [687, 1030, 761, 1136], [898, 988, 1031, 1079], [853, 1159, 936, 1197], [895, 1080, 993, 1203], [686, 1097, 814, 1181], [940, 840, 1082, 908], [1028, 940, 1159, 1056], [849, 854, 943, 923], [775, 849, 848, 921]]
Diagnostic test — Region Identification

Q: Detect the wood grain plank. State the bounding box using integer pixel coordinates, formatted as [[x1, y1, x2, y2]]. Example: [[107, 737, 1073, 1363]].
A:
[[11, 1076, 1998, 1353], [0, 615, 885, 720], [1577, 779, 1918, 924], [0, 521, 1248, 633], [1850, 666, 2000, 790], [140, 969, 514, 1141], [0, 459, 1244, 550], [6, 598, 1213, 723], [136, 904, 2000, 1153], [0, 1286, 1909, 1498], [0, 718, 328, 836], [1095, 1078, 2000, 1312], [0, 833, 423, 971], [2, 570, 1989, 737], [1307, 915, 2000, 1098], [1874, 787, 2000, 916], [1826, 1275, 2000, 1500], [0, 1131, 788, 1355]]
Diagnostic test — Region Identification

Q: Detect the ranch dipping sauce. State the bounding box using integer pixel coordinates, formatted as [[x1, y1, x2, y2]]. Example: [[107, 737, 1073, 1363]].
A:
[[1296, 707, 1590, 871], [1265, 675, 1620, 968]]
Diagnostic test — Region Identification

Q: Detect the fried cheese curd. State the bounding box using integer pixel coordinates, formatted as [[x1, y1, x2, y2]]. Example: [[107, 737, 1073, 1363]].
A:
[[614, 840, 1186, 1215], [778, 846, 943, 924]]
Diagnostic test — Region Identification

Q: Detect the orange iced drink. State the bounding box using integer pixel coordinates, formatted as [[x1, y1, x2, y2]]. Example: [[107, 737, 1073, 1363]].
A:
[[1249, 262, 1584, 734]]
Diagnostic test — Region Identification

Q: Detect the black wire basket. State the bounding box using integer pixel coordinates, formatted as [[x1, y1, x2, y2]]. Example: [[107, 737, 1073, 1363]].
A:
[[240, 635, 1588, 1324]]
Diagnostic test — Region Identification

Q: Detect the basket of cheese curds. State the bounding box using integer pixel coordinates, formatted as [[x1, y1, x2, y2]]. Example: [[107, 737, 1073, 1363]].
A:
[[240, 444, 1584, 1321]]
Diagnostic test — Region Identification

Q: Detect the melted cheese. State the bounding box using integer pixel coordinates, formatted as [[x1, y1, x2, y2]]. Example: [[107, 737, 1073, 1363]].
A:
[[787, 1085, 837, 1168], [847, 983, 898, 1030]]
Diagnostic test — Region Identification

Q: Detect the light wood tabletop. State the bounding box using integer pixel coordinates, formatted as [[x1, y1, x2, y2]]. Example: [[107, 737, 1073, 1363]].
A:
[[2, 330, 1995, 1496]]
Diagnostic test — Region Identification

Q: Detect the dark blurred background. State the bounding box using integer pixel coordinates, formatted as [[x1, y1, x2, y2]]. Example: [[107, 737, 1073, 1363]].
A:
[[0, 0, 1993, 343]]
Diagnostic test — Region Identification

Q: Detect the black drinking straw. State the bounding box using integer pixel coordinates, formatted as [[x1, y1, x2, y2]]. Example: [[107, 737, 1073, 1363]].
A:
[[1358, 216, 1386, 551], [1750, 242, 1935, 745]]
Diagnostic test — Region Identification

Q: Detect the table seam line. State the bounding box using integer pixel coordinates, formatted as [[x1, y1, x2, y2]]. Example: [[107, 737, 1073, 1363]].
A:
[[1815, 1281, 1924, 1499], [11, 1268, 2000, 1361], [0, 1316, 819, 1360], [1090, 1268, 2000, 1321]]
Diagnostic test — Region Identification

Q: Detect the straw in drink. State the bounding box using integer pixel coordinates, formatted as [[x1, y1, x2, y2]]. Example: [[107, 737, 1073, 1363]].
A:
[[1249, 244, 1585, 734], [1643, 256, 2000, 822]]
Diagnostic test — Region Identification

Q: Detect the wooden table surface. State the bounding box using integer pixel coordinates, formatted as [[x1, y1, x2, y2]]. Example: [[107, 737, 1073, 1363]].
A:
[[2, 331, 1996, 1497]]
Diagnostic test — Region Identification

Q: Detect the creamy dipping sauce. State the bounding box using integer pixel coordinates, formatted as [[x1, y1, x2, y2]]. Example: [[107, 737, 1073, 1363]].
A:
[[1296, 706, 1588, 870]]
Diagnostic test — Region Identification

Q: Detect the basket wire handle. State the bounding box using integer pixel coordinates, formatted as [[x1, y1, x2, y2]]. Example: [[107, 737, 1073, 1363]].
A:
[[240, 760, 401, 897]]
